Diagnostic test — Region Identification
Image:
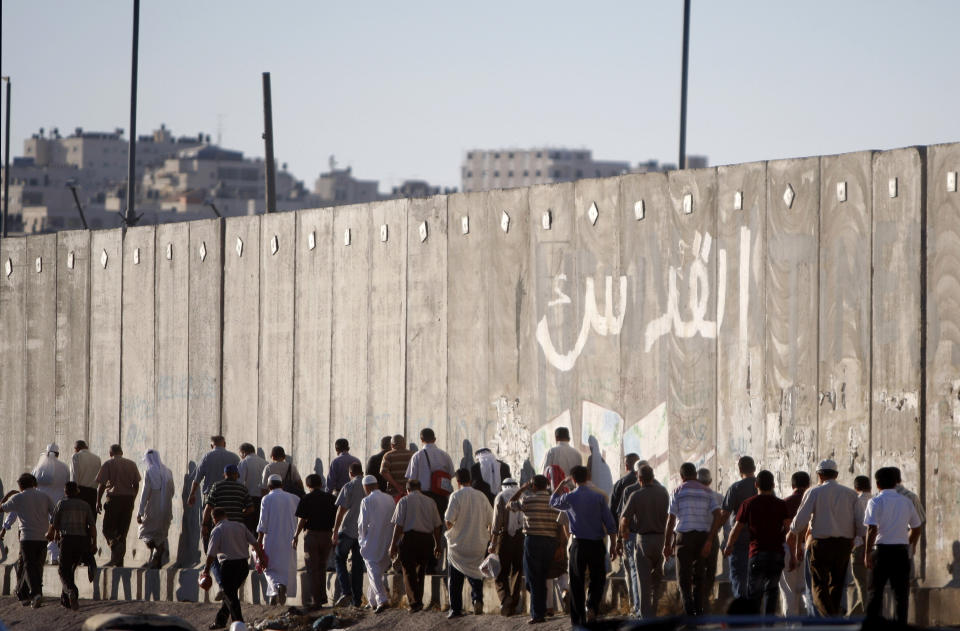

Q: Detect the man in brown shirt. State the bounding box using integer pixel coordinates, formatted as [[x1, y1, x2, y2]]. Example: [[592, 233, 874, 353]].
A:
[[95, 444, 141, 567], [380, 434, 413, 497]]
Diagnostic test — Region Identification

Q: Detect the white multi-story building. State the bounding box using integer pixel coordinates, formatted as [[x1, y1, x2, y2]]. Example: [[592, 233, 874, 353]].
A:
[[461, 148, 631, 193]]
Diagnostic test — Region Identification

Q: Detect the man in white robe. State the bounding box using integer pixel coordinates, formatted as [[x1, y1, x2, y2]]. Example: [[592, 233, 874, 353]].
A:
[[444, 468, 493, 617], [33, 443, 70, 563], [137, 449, 174, 568], [358, 475, 396, 613], [257, 474, 300, 605]]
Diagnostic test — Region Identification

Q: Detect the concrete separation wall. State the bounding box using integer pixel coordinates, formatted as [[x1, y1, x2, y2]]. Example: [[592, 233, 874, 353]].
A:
[[2, 143, 960, 615]]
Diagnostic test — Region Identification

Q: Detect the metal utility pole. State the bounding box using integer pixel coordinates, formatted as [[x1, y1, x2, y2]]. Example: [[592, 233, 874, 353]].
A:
[[678, 0, 691, 170], [261, 72, 277, 213], [2, 77, 11, 238], [125, 0, 140, 226]]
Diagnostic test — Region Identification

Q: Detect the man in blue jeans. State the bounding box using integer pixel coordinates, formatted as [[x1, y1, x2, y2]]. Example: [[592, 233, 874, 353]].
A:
[[720, 456, 758, 601], [332, 462, 365, 607], [724, 470, 793, 614], [551, 465, 618, 625], [507, 475, 559, 624]]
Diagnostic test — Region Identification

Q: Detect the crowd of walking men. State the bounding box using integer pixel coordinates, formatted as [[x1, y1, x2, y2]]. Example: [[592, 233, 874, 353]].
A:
[[0, 426, 924, 628]]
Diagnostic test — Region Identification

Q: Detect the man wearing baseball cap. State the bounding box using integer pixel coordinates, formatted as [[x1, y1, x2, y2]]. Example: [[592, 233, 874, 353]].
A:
[[786, 459, 862, 616]]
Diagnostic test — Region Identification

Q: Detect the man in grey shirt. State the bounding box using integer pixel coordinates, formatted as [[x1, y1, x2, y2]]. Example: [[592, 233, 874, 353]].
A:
[[720, 456, 758, 600], [188, 436, 241, 507], [1, 473, 55, 607], [619, 465, 669, 619], [237, 443, 268, 533], [202, 507, 267, 630], [70, 440, 101, 518], [332, 462, 365, 607]]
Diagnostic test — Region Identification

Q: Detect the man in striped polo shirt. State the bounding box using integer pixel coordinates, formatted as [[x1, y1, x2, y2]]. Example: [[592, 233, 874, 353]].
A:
[[663, 462, 723, 616], [507, 474, 560, 624], [203, 465, 253, 599]]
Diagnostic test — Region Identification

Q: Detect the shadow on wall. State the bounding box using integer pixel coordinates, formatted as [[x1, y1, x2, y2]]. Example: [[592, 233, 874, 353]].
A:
[[174, 461, 200, 570], [948, 540, 960, 588], [460, 439, 475, 471]]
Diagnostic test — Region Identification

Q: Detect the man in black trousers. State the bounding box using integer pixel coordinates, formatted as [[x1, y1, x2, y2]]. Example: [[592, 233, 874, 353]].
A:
[[202, 507, 267, 630]]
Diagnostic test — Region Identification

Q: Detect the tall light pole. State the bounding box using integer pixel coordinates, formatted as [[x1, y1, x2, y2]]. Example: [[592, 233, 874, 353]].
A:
[[2, 76, 11, 238], [678, 0, 691, 170], [261, 72, 277, 213], [125, 0, 140, 226]]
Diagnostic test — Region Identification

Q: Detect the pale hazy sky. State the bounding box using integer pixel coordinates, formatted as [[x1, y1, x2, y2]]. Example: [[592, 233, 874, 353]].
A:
[[3, 1, 959, 191]]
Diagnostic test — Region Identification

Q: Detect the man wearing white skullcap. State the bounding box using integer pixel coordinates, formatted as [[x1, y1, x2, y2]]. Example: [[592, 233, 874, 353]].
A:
[[358, 474, 395, 612], [257, 473, 300, 605], [32, 443, 70, 563]]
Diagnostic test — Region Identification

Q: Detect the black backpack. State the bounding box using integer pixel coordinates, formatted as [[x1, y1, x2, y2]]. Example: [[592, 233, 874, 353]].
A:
[[281, 461, 305, 498]]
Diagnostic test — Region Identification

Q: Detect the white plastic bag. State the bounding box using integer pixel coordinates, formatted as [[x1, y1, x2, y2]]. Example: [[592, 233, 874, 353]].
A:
[[479, 552, 501, 579]]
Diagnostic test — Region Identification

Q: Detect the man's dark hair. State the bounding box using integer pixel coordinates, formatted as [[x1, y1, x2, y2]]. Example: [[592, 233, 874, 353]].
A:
[[380, 436, 392, 451], [271, 445, 286, 460], [555, 427, 570, 441], [17, 473, 38, 489], [407, 479, 422, 492], [738, 456, 757, 475], [210, 435, 225, 446], [212, 507, 227, 520], [420, 428, 436, 442], [570, 465, 589, 484], [819, 469, 839, 480], [756, 470, 775, 492], [791, 471, 811, 490], [392, 434, 405, 448], [638, 465, 654, 484], [349, 462, 363, 476], [679, 462, 697, 480], [75, 440, 88, 450], [64, 481, 80, 497], [625, 453, 640, 472], [335, 438, 349, 452], [239, 443, 255, 456], [854, 475, 871, 492], [532, 475, 549, 490], [305, 474, 322, 489], [891, 467, 903, 485], [875, 467, 898, 490], [455, 468, 471, 484], [109, 444, 123, 456]]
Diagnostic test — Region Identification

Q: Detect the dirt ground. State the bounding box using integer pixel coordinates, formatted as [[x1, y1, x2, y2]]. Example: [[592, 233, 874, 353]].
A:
[[0, 597, 580, 631]]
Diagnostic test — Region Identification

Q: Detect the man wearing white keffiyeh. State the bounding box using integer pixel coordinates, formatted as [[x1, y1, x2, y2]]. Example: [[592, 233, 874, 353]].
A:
[[137, 449, 174, 569], [32, 443, 70, 564], [470, 448, 511, 506]]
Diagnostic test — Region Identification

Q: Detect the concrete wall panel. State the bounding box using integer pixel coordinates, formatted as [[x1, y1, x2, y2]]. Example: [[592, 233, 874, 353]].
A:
[[716, 162, 766, 491], [666, 169, 718, 479], [154, 222, 190, 566], [925, 142, 960, 585], [222, 216, 260, 450], [528, 182, 580, 469], [574, 178, 622, 478], [619, 173, 671, 483], [293, 209, 333, 478], [24, 234, 58, 469], [120, 225, 156, 565], [55, 231, 91, 448], [871, 148, 924, 490], [331, 204, 370, 460], [446, 192, 490, 463], [764, 158, 820, 484], [0, 238, 27, 497], [88, 230, 123, 466], [258, 213, 296, 452], [818, 151, 873, 478], [367, 199, 407, 454], [485, 188, 530, 476], [405, 196, 448, 445]]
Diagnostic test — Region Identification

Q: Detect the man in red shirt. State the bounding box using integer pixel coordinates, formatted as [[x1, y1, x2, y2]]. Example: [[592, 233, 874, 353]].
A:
[[724, 470, 794, 614]]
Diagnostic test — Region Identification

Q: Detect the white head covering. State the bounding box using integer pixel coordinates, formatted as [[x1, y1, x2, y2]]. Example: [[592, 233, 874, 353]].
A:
[[476, 448, 501, 495], [143, 449, 174, 494], [33, 446, 60, 485]]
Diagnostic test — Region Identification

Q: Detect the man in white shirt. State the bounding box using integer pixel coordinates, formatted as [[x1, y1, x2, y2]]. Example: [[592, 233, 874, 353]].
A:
[[787, 459, 862, 617], [864, 467, 922, 624], [540, 427, 582, 490], [404, 428, 454, 517], [444, 469, 493, 618], [71, 441, 102, 518], [237, 443, 267, 533], [358, 475, 395, 613]]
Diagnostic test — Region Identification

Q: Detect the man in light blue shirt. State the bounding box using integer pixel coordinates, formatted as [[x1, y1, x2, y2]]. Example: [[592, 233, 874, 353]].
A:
[[550, 465, 617, 625]]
